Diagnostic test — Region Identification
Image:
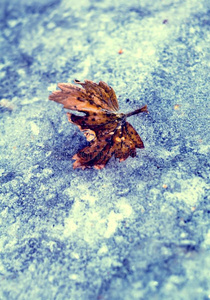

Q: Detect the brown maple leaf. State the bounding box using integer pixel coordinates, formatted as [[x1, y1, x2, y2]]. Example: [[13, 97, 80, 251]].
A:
[[49, 79, 148, 170]]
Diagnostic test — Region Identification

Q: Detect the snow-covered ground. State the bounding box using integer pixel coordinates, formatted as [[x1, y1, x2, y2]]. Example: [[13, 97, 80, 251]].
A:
[[0, 0, 209, 299]]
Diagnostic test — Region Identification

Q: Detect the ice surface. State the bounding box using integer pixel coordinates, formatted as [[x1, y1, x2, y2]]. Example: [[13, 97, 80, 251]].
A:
[[0, 0, 209, 299]]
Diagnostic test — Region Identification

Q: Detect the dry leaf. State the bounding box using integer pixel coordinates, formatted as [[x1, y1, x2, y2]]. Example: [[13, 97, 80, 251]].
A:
[[49, 79, 148, 169]]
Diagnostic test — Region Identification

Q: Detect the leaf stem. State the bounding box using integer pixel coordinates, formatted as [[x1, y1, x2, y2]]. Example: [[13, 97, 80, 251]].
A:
[[125, 105, 148, 118]]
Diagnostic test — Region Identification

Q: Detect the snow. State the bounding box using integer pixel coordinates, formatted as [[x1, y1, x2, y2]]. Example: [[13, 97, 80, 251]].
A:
[[0, 0, 209, 299]]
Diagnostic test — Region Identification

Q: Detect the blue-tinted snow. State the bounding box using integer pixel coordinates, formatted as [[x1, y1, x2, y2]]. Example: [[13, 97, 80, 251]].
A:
[[0, 0, 209, 299]]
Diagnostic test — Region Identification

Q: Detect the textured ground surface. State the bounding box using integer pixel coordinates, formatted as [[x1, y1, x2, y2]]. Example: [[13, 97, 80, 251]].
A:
[[0, 0, 209, 299]]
